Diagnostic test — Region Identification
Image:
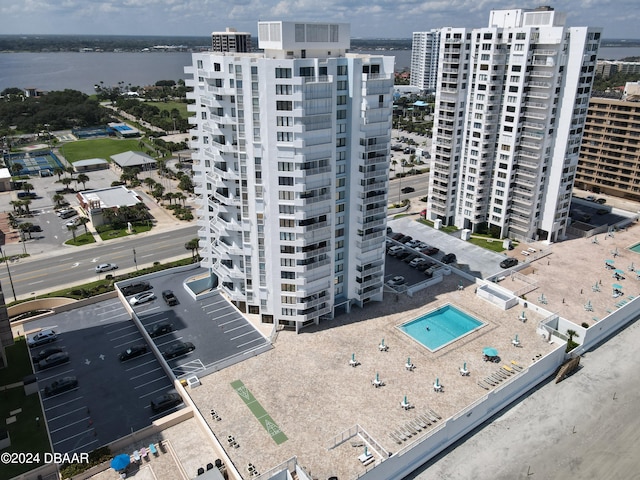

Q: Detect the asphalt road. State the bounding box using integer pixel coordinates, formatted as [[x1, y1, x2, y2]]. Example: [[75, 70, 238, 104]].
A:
[[0, 225, 198, 299]]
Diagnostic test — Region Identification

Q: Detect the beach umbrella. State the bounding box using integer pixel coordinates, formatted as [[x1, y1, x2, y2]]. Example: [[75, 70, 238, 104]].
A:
[[376, 372, 379, 382], [614, 269, 624, 275], [605, 259, 614, 264], [364, 445, 368, 457], [407, 357, 411, 365], [110, 454, 130, 472], [435, 377, 440, 387], [463, 362, 467, 371], [483, 347, 498, 357], [381, 338, 385, 346], [404, 395, 408, 404], [613, 283, 623, 290]]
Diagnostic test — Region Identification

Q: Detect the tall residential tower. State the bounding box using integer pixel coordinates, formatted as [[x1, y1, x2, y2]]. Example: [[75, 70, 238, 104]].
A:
[[410, 30, 441, 92], [186, 22, 394, 332], [427, 7, 601, 243]]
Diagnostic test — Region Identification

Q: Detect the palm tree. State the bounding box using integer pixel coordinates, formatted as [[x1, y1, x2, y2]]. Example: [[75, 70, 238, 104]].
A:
[[76, 173, 90, 190], [9, 200, 22, 213], [67, 224, 78, 242], [21, 199, 31, 215], [163, 192, 174, 205], [75, 217, 90, 235], [173, 192, 186, 206], [143, 177, 157, 190], [52, 193, 65, 208], [53, 167, 64, 180], [19, 223, 33, 239], [566, 329, 579, 343], [391, 159, 398, 171], [185, 238, 199, 259], [61, 177, 74, 191], [22, 182, 34, 194], [66, 166, 75, 177], [10, 162, 23, 176], [151, 184, 165, 202]]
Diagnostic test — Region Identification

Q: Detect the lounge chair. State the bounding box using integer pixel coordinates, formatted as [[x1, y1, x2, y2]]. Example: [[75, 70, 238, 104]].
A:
[[477, 380, 490, 390], [389, 432, 403, 444], [502, 365, 514, 375], [510, 361, 524, 371], [429, 409, 442, 420], [419, 414, 432, 426]]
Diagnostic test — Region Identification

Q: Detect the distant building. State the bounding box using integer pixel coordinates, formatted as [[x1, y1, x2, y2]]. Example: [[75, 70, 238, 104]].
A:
[[410, 29, 441, 92], [76, 186, 143, 226], [575, 83, 640, 201], [110, 151, 155, 170], [73, 158, 109, 173], [595, 60, 640, 78], [211, 27, 252, 53]]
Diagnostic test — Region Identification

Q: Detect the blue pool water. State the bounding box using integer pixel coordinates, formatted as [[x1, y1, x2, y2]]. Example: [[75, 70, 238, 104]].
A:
[[113, 125, 132, 131], [631, 242, 640, 254], [399, 304, 485, 352]]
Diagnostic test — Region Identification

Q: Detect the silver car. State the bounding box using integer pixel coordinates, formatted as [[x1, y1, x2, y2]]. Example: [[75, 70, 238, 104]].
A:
[[95, 263, 118, 273]]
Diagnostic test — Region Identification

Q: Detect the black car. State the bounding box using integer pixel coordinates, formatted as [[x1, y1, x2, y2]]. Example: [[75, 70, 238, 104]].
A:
[[163, 341, 195, 359], [25, 224, 42, 232], [119, 344, 148, 361], [416, 260, 435, 272], [148, 321, 173, 338], [403, 254, 419, 263], [121, 281, 152, 296], [398, 235, 413, 244], [38, 352, 70, 370], [44, 376, 78, 397], [401, 186, 415, 194], [395, 250, 411, 260], [391, 232, 405, 241], [162, 290, 178, 306], [150, 393, 183, 414], [595, 198, 607, 204], [500, 257, 519, 269], [441, 253, 457, 264], [32, 346, 64, 363]]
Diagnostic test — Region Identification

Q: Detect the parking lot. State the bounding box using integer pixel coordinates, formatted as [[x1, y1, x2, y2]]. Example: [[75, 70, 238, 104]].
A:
[[29, 298, 179, 455]]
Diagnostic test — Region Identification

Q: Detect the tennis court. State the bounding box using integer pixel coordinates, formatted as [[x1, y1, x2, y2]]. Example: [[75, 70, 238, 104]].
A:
[[4, 150, 65, 175]]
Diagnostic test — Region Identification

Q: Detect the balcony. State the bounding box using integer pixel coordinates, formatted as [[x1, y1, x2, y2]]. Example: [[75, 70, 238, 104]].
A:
[[524, 101, 549, 110]]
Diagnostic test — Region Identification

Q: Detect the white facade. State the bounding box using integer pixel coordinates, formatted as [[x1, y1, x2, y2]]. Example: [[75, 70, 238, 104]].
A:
[[185, 22, 394, 332], [410, 30, 441, 92], [428, 7, 601, 243]]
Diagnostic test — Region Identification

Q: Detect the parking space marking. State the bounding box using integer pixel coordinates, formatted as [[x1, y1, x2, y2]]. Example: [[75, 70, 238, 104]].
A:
[[134, 305, 160, 313], [237, 337, 265, 348], [99, 312, 129, 322], [44, 396, 85, 413], [224, 323, 251, 333], [172, 359, 205, 377], [130, 367, 163, 380], [69, 438, 99, 454], [104, 324, 137, 335], [139, 385, 174, 399], [155, 337, 183, 348], [52, 428, 95, 446], [134, 376, 170, 390], [204, 305, 232, 316], [125, 359, 158, 371], [218, 315, 243, 326], [145, 318, 171, 326], [37, 368, 75, 382], [112, 339, 146, 349], [47, 406, 87, 422], [50, 416, 90, 434], [108, 330, 141, 342], [230, 330, 254, 340]]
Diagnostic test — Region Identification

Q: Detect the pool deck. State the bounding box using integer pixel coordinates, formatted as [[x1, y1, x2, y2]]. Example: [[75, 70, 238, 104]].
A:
[[188, 273, 553, 480]]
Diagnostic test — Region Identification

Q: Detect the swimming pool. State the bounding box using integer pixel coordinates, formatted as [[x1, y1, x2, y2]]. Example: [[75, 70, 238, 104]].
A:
[[399, 304, 485, 352], [630, 242, 640, 254]]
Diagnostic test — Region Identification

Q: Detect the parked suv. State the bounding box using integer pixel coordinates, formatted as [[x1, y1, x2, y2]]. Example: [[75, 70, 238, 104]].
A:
[[27, 329, 58, 348], [500, 257, 519, 269], [57, 209, 77, 219], [121, 281, 151, 296], [162, 290, 178, 306]]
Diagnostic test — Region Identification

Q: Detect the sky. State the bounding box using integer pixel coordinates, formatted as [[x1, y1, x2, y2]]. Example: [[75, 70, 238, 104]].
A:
[[1, 0, 639, 39]]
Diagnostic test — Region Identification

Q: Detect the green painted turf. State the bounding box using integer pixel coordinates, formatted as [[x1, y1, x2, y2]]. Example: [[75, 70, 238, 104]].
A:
[[231, 380, 287, 445]]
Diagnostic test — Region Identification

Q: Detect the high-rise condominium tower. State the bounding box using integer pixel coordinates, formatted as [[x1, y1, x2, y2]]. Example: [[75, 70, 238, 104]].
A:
[[211, 27, 252, 53], [410, 29, 441, 92], [186, 22, 394, 332], [427, 7, 601, 243]]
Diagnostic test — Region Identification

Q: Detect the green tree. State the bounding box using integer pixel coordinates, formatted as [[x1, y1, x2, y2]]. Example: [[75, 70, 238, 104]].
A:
[[151, 184, 165, 201], [61, 177, 74, 190], [185, 238, 200, 259], [10, 162, 23, 176], [173, 192, 186, 206], [53, 167, 65, 180], [76, 173, 90, 190], [52, 193, 65, 208], [22, 182, 34, 194], [19, 222, 33, 239], [76, 216, 90, 235], [143, 177, 157, 190], [67, 224, 78, 241]]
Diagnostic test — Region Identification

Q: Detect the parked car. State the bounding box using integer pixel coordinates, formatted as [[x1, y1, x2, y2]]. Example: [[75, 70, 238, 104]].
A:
[[405, 239, 421, 248], [38, 352, 70, 370], [150, 393, 183, 414], [403, 253, 419, 263], [420, 246, 440, 256], [386, 276, 406, 287], [44, 376, 78, 397], [388, 246, 405, 257], [27, 329, 58, 348], [401, 186, 415, 194], [65, 217, 84, 228], [162, 290, 178, 306], [398, 235, 413, 244], [416, 260, 435, 272], [119, 344, 148, 361], [129, 291, 156, 306], [409, 257, 427, 268], [148, 321, 173, 338], [596, 208, 608, 215], [121, 281, 151, 296], [500, 257, 519, 269], [95, 263, 118, 273], [595, 198, 607, 204], [391, 232, 405, 241], [163, 341, 195, 359], [57, 209, 77, 219], [17, 191, 36, 199], [32, 346, 64, 363], [441, 253, 457, 264], [585, 195, 596, 202], [25, 224, 42, 232], [396, 250, 411, 260]]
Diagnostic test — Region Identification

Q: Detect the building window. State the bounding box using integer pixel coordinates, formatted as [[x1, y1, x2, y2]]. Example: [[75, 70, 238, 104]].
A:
[[197, 60, 203, 69], [276, 84, 292, 95], [277, 131, 294, 142], [337, 65, 347, 76], [277, 116, 293, 126], [276, 101, 293, 111], [278, 176, 294, 186], [275, 68, 292, 78]]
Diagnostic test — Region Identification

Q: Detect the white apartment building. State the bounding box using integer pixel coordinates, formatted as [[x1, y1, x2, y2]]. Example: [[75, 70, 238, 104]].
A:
[[427, 7, 601, 243], [185, 22, 394, 332], [410, 29, 441, 92]]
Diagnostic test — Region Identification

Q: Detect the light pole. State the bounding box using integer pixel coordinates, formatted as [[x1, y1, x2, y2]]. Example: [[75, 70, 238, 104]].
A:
[[0, 246, 17, 302], [133, 248, 138, 271]]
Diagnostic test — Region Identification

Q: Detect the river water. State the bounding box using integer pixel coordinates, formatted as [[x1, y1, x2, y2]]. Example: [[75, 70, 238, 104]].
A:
[[0, 47, 637, 95]]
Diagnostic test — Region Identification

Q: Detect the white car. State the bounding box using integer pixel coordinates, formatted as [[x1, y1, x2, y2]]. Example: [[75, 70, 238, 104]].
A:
[[65, 217, 84, 228], [409, 257, 426, 268], [386, 276, 406, 287], [129, 292, 156, 306], [95, 263, 118, 273]]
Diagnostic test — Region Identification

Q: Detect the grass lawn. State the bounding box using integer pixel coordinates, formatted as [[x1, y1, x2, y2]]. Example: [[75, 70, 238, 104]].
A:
[[59, 138, 142, 163], [97, 223, 152, 241], [468, 237, 508, 253], [145, 100, 189, 119], [418, 218, 459, 234], [0, 339, 50, 478], [65, 232, 97, 246]]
